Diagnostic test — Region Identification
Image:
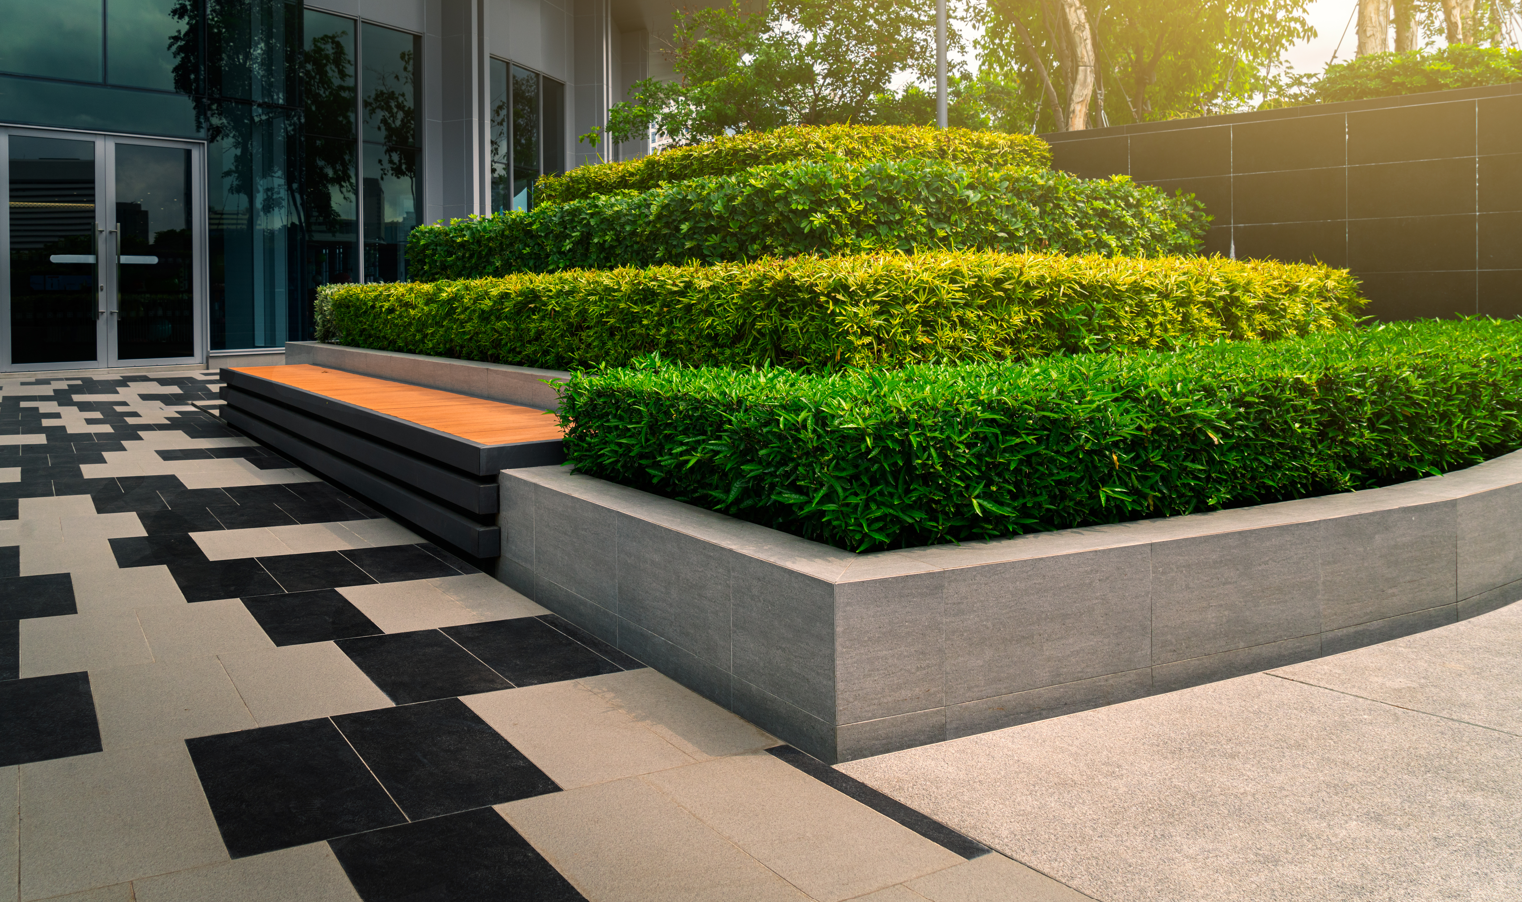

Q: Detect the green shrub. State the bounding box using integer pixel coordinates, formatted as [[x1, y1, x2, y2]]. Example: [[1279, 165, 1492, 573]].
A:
[[327, 250, 1362, 374], [557, 319, 1522, 552], [1266, 44, 1522, 107], [408, 159, 1208, 281], [533, 124, 1052, 206]]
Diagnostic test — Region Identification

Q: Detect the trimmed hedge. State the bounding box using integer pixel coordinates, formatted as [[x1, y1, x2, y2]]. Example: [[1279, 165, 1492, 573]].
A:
[[408, 159, 1209, 281], [557, 319, 1522, 552], [533, 124, 1052, 206], [325, 250, 1363, 373]]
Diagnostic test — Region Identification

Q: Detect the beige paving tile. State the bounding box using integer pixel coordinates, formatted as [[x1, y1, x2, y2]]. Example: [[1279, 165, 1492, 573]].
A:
[[58, 513, 144, 541], [0, 520, 20, 546], [248, 468, 320, 485], [219, 642, 391, 725], [501, 777, 809, 902], [848, 886, 929, 902], [336, 580, 482, 633], [2, 767, 16, 902], [18, 497, 96, 520], [90, 658, 255, 752], [69, 566, 186, 615], [20, 613, 154, 678], [132, 842, 361, 902], [339, 518, 421, 547], [466, 683, 696, 789], [20, 538, 118, 576], [137, 600, 275, 662], [268, 522, 372, 554], [645, 754, 963, 902], [79, 462, 145, 479], [579, 669, 778, 761], [15, 519, 62, 544], [18, 743, 229, 901], [904, 854, 1096, 902], [189, 527, 289, 561], [0, 467, 19, 484], [30, 884, 132, 901], [431, 573, 549, 620]]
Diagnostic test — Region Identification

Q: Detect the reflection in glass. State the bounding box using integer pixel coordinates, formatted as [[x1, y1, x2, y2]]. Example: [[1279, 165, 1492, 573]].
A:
[[115, 143, 194, 359], [9, 136, 98, 364], [108, 0, 183, 91], [0, 0, 104, 83], [490, 59, 511, 214], [542, 77, 565, 177], [362, 143, 415, 283], [203, 0, 298, 104], [362, 24, 417, 148], [302, 9, 355, 140], [303, 133, 357, 304], [512, 65, 539, 212]]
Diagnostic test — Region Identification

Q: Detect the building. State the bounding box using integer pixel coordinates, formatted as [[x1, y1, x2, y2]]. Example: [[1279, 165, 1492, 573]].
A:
[[0, 0, 688, 374]]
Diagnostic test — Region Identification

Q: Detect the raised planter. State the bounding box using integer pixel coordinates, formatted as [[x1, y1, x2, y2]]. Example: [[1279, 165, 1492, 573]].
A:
[[497, 453, 1522, 763], [285, 341, 569, 411]]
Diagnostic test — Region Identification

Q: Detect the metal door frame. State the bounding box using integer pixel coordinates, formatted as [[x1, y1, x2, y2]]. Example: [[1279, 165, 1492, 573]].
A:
[[0, 124, 207, 373]]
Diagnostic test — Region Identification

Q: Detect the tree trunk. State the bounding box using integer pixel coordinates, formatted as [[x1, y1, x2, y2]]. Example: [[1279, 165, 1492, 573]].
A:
[[1442, 0, 1478, 43], [1016, 19, 1067, 131], [1054, 0, 1095, 130], [1358, 0, 1390, 56], [1394, 0, 1418, 51]]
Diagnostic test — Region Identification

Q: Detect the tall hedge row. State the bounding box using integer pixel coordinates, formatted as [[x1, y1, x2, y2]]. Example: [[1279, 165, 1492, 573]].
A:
[[324, 250, 1363, 373], [534, 124, 1052, 206], [408, 160, 1209, 281], [557, 320, 1522, 552]]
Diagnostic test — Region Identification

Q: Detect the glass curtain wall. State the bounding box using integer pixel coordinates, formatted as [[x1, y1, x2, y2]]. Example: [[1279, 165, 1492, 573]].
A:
[[489, 59, 564, 213]]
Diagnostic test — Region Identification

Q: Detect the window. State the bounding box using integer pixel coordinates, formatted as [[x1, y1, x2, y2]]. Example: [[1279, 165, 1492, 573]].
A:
[[489, 59, 564, 213]]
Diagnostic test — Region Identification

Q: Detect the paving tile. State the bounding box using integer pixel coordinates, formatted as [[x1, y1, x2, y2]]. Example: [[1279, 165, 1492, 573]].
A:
[[208, 502, 299, 530], [18, 742, 227, 899], [1, 619, 16, 681], [131, 842, 362, 902], [341, 545, 460, 583], [108, 534, 205, 569], [0, 574, 75, 620], [903, 853, 1094, 902], [137, 599, 275, 662], [136, 507, 225, 535], [329, 807, 585, 902], [221, 485, 300, 505], [259, 551, 376, 593], [276, 499, 370, 525], [90, 658, 255, 752], [20, 537, 118, 576], [578, 668, 778, 761], [28, 883, 134, 901], [188, 718, 405, 859], [166, 559, 282, 603], [502, 776, 807, 902], [335, 698, 559, 820], [542, 613, 645, 670], [68, 566, 185, 615], [645, 754, 963, 902], [444, 618, 625, 688], [19, 612, 154, 677], [337, 519, 421, 547], [416, 543, 482, 575], [336, 580, 481, 633], [337, 630, 511, 704], [0, 672, 102, 767], [432, 573, 550, 621], [157, 487, 235, 510], [464, 682, 696, 790], [241, 589, 383, 647], [266, 522, 371, 554], [218, 642, 392, 726], [191, 527, 290, 561], [17, 496, 95, 519], [58, 512, 145, 541]]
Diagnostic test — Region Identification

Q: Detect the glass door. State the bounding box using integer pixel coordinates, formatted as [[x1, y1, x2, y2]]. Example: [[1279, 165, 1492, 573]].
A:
[[1, 128, 203, 371]]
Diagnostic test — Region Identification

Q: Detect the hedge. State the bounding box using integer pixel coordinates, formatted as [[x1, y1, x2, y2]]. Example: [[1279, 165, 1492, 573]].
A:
[[533, 124, 1052, 206], [408, 159, 1209, 281], [324, 250, 1364, 373], [557, 319, 1522, 552]]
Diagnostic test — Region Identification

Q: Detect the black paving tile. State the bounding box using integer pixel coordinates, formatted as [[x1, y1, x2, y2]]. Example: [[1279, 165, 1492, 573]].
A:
[[0, 672, 103, 767], [110, 534, 206, 568], [209, 502, 298, 529], [0, 482, 58, 500], [49, 452, 105, 467], [241, 588, 382, 646], [0, 546, 17, 580], [540, 614, 644, 671], [71, 441, 125, 454], [0, 574, 75, 620], [277, 499, 368, 525], [222, 485, 300, 505], [187, 718, 405, 859], [116, 475, 185, 493], [444, 618, 624, 688], [258, 551, 376, 593], [137, 507, 225, 535], [337, 631, 511, 704], [0, 499, 15, 520], [155, 448, 214, 461], [168, 558, 282, 602], [158, 486, 236, 509], [248, 456, 298, 470], [330, 807, 585, 902], [416, 543, 482, 576], [334, 698, 559, 820], [91, 486, 169, 515], [341, 545, 460, 583], [0, 620, 16, 681], [206, 447, 268, 460]]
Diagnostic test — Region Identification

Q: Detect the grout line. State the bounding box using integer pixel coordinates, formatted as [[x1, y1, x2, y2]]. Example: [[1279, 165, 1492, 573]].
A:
[[216, 655, 258, 725], [438, 629, 519, 689], [1263, 672, 1522, 739], [328, 716, 411, 823]]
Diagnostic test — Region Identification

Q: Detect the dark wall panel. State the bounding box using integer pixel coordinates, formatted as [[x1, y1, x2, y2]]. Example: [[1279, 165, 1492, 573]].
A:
[[1234, 221, 1346, 267], [1347, 158, 1476, 219], [1347, 102, 1476, 165], [1231, 115, 1345, 174], [1478, 94, 1522, 156], [1349, 215, 1476, 272], [1479, 213, 1522, 269], [1049, 135, 1128, 178], [1234, 167, 1344, 224], [1129, 126, 1231, 181], [1359, 272, 1477, 319], [1147, 176, 1231, 226], [1480, 270, 1522, 317], [1479, 153, 1522, 213]]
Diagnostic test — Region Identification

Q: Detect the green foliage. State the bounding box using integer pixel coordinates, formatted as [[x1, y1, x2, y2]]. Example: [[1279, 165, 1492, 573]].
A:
[[1266, 45, 1522, 107], [537, 124, 1050, 207], [314, 283, 342, 343], [556, 319, 1522, 552], [410, 159, 1209, 280], [327, 250, 1363, 374]]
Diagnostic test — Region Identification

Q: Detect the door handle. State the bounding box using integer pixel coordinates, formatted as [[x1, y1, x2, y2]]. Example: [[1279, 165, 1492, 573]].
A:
[[108, 223, 120, 315], [95, 225, 106, 319]]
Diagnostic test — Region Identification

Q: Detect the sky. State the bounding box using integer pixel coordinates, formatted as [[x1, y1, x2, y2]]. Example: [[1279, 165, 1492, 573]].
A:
[[1283, 0, 1363, 74]]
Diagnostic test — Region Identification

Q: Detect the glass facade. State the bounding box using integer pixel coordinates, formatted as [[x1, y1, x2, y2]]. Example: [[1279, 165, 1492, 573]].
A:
[[360, 22, 417, 283], [490, 59, 565, 213]]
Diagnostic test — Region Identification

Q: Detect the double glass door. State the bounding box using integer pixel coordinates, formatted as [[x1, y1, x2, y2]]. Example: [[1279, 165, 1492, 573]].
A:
[[3, 128, 202, 370]]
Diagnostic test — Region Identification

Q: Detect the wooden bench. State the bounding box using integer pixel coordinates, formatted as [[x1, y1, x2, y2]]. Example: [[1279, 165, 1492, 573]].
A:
[[220, 364, 565, 558]]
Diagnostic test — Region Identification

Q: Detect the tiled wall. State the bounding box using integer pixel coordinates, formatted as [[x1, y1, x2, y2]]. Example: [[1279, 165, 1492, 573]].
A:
[[1045, 84, 1522, 320]]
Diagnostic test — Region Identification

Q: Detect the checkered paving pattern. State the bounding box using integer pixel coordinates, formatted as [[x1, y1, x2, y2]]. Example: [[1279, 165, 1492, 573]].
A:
[[0, 371, 1077, 902]]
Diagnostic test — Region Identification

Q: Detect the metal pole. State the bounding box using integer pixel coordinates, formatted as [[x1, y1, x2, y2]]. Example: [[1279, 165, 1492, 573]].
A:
[[936, 0, 948, 128]]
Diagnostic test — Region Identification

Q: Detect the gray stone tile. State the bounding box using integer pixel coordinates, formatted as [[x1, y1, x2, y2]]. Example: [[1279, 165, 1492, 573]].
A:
[[1150, 521, 1322, 665], [616, 513, 732, 669], [946, 669, 1153, 740], [616, 618, 732, 709], [731, 556, 835, 723], [1, 766, 14, 902], [498, 474, 535, 566], [942, 546, 1152, 706], [89, 658, 255, 752], [731, 677, 836, 763], [536, 578, 620, 645], [1456, 481, 1522, 600], [493, 554, 536, 599], [836, 708, 948, 762], [1320, 604, 1457, 656], [131, 843, 361, 902], [1459, 577, 1522, 620], [533, 490, 617, 609], [834, 571, 945, 724], [1151, 635, 1321, 694], [1317, 503, 1456, 632]]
